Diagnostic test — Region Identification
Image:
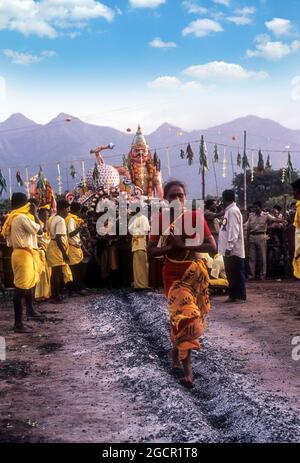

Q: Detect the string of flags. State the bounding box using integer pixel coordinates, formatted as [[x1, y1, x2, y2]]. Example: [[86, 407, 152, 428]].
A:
[[0, 136, 297, 198], [175, 139, 296, 186]]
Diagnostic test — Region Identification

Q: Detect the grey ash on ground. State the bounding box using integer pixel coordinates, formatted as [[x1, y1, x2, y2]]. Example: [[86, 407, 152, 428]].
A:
[[89, 290, 300, 443]]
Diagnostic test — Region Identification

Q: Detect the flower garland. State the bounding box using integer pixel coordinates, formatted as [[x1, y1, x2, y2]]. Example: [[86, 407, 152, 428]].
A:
[[129, 159, 156, 197]]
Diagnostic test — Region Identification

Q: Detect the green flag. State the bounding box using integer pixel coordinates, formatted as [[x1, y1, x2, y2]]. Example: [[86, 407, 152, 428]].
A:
[[199, 136, 209, 170], [0, 169, 7, 196]]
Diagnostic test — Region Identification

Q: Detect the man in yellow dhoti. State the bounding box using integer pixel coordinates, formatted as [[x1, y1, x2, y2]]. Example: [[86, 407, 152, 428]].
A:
[[2, 193, 42, 332], [292, 179, 300, 279], [65, 202, 85, 295], [128, 207, 150, 289], [46, 199, 72, 303], [35, 206, 52, 301]]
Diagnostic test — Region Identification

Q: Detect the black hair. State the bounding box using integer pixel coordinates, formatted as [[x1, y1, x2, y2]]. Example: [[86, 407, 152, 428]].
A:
[[56, 199, 70, 212], [29, 197, 39, 206], [163, 180, 187, 199], [291, 178, 300, 191], [81, 206, 88, 213], [273, 204, 282, 211], [253, 201, 262, 208], [205, 199, 215, 209], [11, 192, 28, 210], [222, 190, 235, 203], [70, 201, 81, 214]]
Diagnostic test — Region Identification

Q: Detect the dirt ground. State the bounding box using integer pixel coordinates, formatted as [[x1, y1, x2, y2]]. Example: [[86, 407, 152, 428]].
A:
[[0, 281, 299, 443]]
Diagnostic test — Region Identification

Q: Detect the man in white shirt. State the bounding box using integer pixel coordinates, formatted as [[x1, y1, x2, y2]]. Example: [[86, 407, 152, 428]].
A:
[[218, 190, 246, 303]]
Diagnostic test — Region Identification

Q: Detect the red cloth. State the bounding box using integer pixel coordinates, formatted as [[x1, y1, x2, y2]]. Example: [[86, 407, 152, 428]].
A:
[[162, 258, 191, 295], [149, 210, 212, 294], [149, 210, 212, 245]]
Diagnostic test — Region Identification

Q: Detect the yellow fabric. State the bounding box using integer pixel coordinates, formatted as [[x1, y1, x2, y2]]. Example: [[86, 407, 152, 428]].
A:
[[167, 258, 211, 361], [293, 201, 300, 279], [62, 264, 73, 284], [46, 238, 68, 267], [32, 249, 44, 281], [46, 240, 73, 283], [133, 250, 149, 288], [209, 278, 229, 288], [132, 235, 147, 252], [35, 249, 52, 300], [11, 248, 39, 290], [293, 201, 300, 228], [2, 203, 34, 239], [39, 204, 51, 211], [65, 213, 84, 227], [68, 244, 83, 266]]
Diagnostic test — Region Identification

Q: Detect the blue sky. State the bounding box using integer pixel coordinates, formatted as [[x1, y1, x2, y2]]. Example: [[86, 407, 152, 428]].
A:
[[0, 0, 300, 131]]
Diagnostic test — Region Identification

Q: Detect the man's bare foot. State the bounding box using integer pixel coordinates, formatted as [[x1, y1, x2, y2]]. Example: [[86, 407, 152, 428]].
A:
[[13, 324, 33, 333], [169, 349, 182, 369], [179, 377, 195, 389]]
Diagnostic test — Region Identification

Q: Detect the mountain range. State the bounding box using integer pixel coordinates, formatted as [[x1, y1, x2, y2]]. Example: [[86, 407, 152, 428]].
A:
[[0, 113, 300, 199]]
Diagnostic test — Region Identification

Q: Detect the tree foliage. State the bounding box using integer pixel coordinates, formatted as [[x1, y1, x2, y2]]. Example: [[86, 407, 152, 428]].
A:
[[233, 168, 299, 209]]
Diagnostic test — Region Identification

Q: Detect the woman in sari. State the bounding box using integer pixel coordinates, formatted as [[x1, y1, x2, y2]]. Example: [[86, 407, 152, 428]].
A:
[[148, 181, 216, 388], [292, 179, 300, 279]]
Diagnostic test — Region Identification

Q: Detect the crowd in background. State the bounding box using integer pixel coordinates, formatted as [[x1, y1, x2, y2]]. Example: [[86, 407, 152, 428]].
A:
[[204, 198, 296, 280], [0, 193, 298, 300]]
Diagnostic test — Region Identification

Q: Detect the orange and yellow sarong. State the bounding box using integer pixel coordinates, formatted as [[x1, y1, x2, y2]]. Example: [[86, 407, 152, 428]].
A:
[[293, 201, 300, 279], [163, 257, 211, 361]]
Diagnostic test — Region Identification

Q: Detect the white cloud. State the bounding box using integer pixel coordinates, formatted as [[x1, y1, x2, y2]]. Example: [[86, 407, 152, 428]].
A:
[[182, 18, 223, 37], [0, 76, 5, 101], [227, 16, 252, 25], [212, 0, 231, 6], [129, 0, 165, 8], [0, 0, 116, 38], [41, 50, 57, 58], [227, 6, 256, 25], [247, 35, 300, 60], [265, 18, 295, 37], [236, 6, 256, 15], [148, 75, 202, 90], [182, 1, 208, 15], [149, 37, 177, 48], [183, 61, 268, 82], [3, 49, 57, 65]]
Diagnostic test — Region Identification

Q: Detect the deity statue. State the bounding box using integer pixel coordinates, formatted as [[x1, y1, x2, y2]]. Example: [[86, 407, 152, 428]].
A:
[[77, 126, 163, 210], [119, 125, 163, 199]]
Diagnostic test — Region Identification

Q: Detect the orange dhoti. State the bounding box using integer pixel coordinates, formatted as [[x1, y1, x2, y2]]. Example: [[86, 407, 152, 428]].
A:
[[163, 257, 211, 361]]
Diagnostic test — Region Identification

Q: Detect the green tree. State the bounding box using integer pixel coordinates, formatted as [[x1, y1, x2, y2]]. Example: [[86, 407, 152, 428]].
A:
[[233, 168, 299, 209], [257, 149, 265, 173], [0, 199, 10, 211]]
